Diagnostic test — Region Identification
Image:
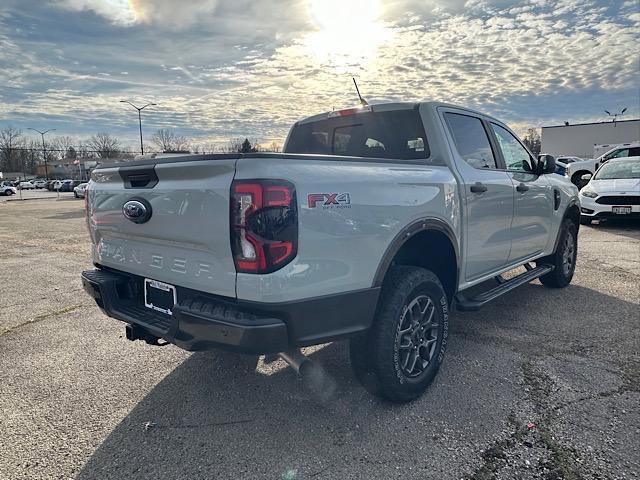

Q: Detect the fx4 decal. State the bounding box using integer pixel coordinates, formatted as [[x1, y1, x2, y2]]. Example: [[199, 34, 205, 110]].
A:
[[307, 193, 352, 209]]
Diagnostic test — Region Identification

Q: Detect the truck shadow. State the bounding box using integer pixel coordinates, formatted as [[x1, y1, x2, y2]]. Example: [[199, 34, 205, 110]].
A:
[[75, 282, 638, 480], [583, 218, 640, 241]]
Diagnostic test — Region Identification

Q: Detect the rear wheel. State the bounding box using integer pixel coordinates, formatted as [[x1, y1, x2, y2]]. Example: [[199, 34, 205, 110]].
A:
[[538, 219, 578, 288], [350, 266, 449, 403]]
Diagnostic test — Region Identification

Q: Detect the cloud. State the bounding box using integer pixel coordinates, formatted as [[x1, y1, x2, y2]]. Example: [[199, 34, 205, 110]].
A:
[[53, 0, 136, 25], [1, 0, 638, 146], [129, 0, 219, 28]]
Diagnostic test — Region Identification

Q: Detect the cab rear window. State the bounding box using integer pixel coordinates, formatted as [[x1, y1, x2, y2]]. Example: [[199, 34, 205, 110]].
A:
[[285, 109, 430, 161]]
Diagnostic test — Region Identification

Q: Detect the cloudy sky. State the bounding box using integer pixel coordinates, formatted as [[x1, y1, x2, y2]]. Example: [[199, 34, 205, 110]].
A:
[[0, 0, 638, 149]]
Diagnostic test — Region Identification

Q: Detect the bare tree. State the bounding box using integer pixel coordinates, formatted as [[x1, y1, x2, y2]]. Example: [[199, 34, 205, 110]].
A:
[[221, 137, 243, 153], [222, 137, 262, 153], [261, 141, 282, 153], [151, 128, 189, 153], [88, 132, 121, 158], [51, 136, 75, 160], [522, 128, 542, 155], [75, 141, 93, 159], [0, 126, 25, 173], [21, 139, 41, 174]]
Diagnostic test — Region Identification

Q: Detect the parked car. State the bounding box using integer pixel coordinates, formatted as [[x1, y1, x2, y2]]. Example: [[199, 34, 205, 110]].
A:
[[58, 180, 79, 192], [597, 142, 640, 164], [0, 184, 17, 196], [554, 156, 583, 176], [74, 183, 88, 198], [32, 180, 47, 189], [566, 142, 640, 189], [579, 156, 640, 224], [18, 181, 35, 190], [81, 101, 580, 403], [46, 180, 64, 191]]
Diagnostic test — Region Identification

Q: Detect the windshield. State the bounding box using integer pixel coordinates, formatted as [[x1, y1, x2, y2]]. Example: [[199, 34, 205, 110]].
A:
[[594, 159, 640, 180], [285, 109, 431, 161]]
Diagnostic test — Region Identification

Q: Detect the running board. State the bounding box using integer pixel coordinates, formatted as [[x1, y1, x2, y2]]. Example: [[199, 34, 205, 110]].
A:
[[455, 264, 554, 311]]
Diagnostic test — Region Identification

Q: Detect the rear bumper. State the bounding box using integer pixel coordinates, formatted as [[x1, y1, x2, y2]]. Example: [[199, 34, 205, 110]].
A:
[[81, 267, 379, 354]]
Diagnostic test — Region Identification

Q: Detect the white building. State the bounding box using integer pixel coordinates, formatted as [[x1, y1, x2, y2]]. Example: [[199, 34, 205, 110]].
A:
[[541, 119, 640, 159]]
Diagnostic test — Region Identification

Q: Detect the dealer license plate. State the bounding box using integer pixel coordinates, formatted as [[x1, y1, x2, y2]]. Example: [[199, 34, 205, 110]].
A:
[[144, 278, 177, 315], [612, 206, 632, 215]]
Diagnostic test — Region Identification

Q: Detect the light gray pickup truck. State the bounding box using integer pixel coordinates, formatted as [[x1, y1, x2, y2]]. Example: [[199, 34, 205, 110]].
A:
[[81, 102, 580, 402]]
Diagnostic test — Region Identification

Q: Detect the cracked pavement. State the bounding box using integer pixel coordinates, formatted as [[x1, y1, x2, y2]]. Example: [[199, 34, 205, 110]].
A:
[[0, 199, 638, 479]]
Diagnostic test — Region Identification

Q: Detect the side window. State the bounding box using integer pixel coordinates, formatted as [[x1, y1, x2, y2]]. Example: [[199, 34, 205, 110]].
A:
[[490, 123, 534, 173], [629, 147, 640, 156], [444, 113, 497, 169], [610, 149, 629, 159]]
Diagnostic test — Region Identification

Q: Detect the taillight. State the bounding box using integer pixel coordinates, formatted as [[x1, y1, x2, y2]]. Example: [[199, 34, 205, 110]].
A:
[[230, 179, 298, 274]]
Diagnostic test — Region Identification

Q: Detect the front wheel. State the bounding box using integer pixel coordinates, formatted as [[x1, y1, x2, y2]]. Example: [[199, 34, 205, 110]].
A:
[[350, 266, 449, 403], [580, 216, 592, 225], [5, 190, 13, 196], [538, 219, 578, 288]]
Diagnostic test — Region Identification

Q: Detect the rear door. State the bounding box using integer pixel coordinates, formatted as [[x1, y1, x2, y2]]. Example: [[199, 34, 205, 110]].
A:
[[88, 157, 238, 297], [443, 111, 514, 281], [488, 123, 553, 262]]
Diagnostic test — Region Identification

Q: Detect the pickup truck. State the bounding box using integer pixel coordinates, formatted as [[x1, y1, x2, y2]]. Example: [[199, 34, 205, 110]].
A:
[[81, 102, 580, 402], [561, 142, 640, 188]]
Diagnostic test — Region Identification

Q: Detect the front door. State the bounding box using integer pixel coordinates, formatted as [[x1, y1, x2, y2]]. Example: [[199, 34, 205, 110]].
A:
[[443, 111, 514, 281], [489, 122, 553, 262]]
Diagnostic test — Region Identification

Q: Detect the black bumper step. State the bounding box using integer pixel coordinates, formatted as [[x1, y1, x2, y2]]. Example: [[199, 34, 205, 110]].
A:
[[454, 264, 554, 311], [81, 269, 288, 353]]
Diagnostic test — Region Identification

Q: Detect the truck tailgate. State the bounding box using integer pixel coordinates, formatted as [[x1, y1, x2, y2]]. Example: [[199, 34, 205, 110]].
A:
[[88, 159, 237, 298]]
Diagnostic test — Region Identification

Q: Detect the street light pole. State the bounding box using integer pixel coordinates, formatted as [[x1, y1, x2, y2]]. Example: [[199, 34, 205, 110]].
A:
[[604, 107, 627, 126], [120, 100, 157, 155], [27, 128, 56, 180]]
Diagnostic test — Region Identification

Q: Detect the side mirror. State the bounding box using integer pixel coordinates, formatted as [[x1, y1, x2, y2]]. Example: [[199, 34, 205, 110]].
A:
[[537, 154, 556, 175], [581, 173, 592, 181]]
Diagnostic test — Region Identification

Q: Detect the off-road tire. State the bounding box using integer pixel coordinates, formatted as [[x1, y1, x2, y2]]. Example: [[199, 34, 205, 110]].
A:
[[538, 219, 578, 288], [350, 265, 449, 403]]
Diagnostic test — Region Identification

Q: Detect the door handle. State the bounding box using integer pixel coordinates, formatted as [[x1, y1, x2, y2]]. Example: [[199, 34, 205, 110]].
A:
[[516, 183, 529, 193], [470, 183, 488, 193]]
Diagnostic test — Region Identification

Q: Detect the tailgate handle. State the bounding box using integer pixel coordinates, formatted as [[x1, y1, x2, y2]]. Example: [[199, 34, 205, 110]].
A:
[[119, 166, 158, 189]]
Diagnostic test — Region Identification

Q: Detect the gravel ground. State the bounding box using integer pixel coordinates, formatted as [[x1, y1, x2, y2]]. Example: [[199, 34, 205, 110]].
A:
[[0, 198, 638, 480]]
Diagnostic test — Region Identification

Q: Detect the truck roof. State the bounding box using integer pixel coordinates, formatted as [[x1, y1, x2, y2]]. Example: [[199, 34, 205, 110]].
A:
[[295, 101, 502, 126]]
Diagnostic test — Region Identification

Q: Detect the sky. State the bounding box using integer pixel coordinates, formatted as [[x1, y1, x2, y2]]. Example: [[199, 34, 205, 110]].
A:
[[0, 0, 638, 150]]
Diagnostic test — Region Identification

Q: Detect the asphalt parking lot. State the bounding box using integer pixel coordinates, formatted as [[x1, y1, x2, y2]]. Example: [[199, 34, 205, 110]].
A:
[[0, 198, 638, 480]]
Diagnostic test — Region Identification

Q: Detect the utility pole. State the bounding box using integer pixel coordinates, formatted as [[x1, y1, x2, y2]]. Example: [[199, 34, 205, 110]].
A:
[[120, 100, 157, 155], [28, 128, 56, 179]]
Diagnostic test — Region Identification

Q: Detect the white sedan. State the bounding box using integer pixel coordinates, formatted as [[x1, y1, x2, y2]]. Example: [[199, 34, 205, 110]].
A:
[[579, 156, 640, 224], [1, 184, 17, 196], [74, 183, 88, 198], [18, 181, 35, 190]]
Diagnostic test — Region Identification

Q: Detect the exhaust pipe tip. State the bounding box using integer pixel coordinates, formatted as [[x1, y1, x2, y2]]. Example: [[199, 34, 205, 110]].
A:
[[278, 349, 312, 376]]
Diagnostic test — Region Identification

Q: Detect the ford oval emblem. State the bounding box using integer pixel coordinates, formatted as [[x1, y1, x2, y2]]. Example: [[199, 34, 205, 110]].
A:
[[122, 198, 152, 224]]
